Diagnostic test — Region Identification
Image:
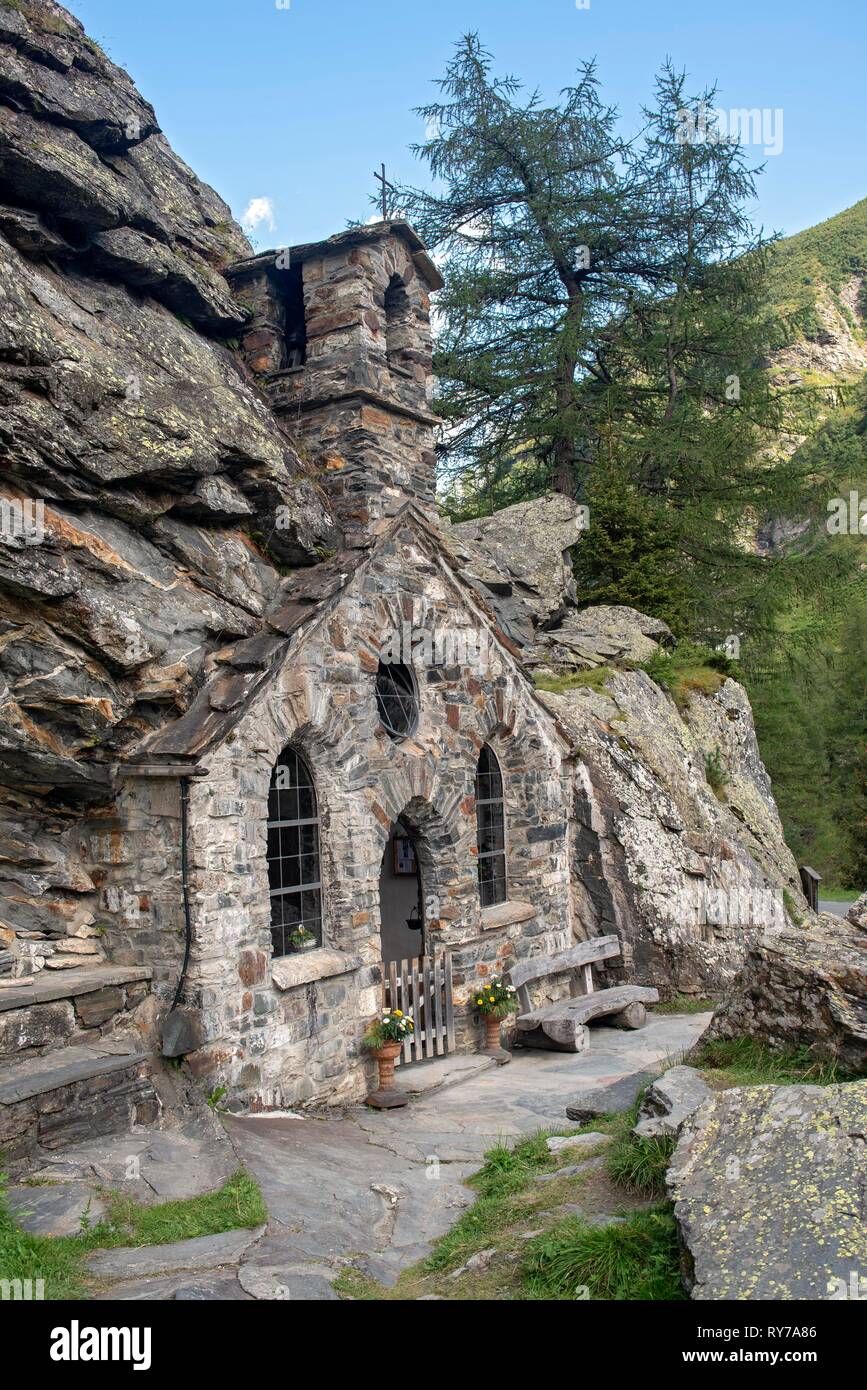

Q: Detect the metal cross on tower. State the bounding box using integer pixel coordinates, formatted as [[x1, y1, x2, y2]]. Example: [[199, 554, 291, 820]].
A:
[[373, 163, 397, 221]]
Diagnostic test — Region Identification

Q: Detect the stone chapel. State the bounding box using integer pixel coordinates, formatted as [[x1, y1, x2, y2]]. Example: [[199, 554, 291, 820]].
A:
[[108, 221, 580, 1109], [0, 1, 822, 1167]]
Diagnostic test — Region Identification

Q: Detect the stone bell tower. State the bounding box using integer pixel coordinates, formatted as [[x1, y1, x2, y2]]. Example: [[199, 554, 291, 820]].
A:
[[227, 222, 444, 549]]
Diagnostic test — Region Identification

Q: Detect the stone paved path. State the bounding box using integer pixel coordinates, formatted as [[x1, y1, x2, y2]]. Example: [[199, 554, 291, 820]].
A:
[[221, 1013, 709, 1297], [13, 1013, 707, 1299]]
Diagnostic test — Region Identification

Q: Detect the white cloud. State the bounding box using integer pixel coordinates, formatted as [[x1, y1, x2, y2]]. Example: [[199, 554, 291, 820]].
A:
[[241, 197, 277, 237]]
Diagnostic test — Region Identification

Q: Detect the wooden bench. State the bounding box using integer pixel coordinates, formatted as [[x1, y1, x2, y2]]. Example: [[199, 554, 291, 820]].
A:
[[506, 935, 659, 1053]]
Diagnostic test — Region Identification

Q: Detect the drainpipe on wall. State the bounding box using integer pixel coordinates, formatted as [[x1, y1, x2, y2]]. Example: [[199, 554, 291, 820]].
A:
[[162, 773, 205, 1058], [117, 763, 206, 1058], [171, 775, 193, 1011]]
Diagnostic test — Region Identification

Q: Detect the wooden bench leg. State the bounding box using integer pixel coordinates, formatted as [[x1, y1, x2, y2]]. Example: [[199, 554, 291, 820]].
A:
[[515, 1023, 590, 1052], [610, 1001, 647, 1030]]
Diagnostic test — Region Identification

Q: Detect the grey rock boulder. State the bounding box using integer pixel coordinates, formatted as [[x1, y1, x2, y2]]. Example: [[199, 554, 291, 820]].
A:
[[565, 1070, 657, 1122], [0, 0, 338, 952], [667, 1080, 867, 1300], [530, 604, 673, 672], [847, 891, 867, 932], [445, 494, 587, 640], [546, 1132, 610, 1153], [86, 1225, 265, 1279], [544, 669, 805, 997], [702, 916, 867, 1073], [633, 1066, 712, 1139]]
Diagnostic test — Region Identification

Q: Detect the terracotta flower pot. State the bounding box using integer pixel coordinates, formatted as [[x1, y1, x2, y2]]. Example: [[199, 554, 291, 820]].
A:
[[481, 1013, 512, 1066], [365, 1040, 408, 1109]]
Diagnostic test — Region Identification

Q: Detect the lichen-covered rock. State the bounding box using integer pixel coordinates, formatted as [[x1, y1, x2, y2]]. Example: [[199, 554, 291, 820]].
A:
[[541, 668, 803, 996], [847, 892, 867, 933], [0, 0, 337, 968], [530, 605, 674, 672], [701, 916, 867, 1072], [668, 1080, 867, 1300], [445, 494, 587, 642], [447, 499, 806, 999]]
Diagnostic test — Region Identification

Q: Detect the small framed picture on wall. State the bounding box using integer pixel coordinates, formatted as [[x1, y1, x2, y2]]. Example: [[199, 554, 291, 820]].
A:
[[393, 836, 417, 875]]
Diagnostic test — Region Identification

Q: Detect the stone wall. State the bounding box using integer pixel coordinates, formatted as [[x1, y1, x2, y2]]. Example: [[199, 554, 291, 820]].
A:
[[168, 519, 571, 1110]]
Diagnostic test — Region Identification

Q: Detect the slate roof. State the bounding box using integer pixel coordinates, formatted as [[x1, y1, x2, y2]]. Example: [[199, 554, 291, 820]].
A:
[[129, 505, 569, 768]]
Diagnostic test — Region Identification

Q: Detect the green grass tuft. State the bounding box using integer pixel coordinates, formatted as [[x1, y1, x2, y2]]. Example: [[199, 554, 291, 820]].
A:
[[640, 640, 730, 711], [0, 1167, 266, 1301], [652, 994, 715, 1015], [704, 745, 730, 798], [692, 1036, 848, 1088], [534, 666, 613, 695], [524, 1206, 685, 1300], [605, 1121, 675, 1199]]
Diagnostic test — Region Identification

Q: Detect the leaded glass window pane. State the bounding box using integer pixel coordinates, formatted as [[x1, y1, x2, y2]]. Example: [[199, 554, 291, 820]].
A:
[[267, 747, 322, 956], [476, 744, 507, 907]]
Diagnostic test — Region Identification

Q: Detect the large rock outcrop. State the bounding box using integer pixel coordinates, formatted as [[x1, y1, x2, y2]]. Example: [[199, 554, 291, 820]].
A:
[[0, 1, 337, 973], [543, 662, 803, 995], [668, 1080, 867, 1300], [448, 500, 807, 997], [702, 914, 867, 1072]]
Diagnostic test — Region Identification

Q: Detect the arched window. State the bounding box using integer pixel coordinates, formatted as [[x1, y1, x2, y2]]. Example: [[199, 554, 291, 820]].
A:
[[384, 273, 411, 370], [267, 747, 321, 956], [476, 744, 507, 907]]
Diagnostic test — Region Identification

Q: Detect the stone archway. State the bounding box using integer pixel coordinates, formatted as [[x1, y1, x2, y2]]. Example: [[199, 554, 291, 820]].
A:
[[373, 794, 466, 966]]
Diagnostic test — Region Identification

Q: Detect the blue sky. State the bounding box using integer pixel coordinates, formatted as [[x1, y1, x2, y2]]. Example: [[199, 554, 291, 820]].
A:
[[67, 0, 865, 250]]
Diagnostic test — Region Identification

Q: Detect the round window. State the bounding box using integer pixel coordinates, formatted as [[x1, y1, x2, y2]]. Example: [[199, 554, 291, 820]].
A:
[[375, 661, 419, 740]]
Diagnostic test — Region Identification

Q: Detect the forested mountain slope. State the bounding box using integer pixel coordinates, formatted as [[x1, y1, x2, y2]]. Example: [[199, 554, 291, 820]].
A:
[[743, 200, 867, 889]]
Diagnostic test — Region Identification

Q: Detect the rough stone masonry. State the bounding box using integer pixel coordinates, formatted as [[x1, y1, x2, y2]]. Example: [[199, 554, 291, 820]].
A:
[[0, 0, 816, 1121]]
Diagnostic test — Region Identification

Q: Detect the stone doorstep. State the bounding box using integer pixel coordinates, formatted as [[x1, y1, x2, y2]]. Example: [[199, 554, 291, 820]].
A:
[[0, 1040, 151, 1106], [392, 1052, 495, 1098], [0, 965, 152, 1015]]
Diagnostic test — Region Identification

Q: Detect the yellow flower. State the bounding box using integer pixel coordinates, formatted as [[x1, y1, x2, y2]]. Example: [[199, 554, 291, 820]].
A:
[[489, 996, 495, 1003], [394, 1009, 403, 1017], [477, 997, 484, 1005]]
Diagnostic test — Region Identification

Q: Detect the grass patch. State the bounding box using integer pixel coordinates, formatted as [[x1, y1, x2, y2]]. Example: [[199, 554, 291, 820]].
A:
[[782, 887, 805, 925], [692, 1036, 849, 1088], [99, 1168, 266, 1247], [603, 1102, 675, 1199], [652, 994, 714, 1015], [338, 1126, 640, 1300], [640, 640, 730, 712], [524, 1206, 685, 1300], [0, 1168, 265, 1301], [534, 666, 614, 695], [419, 1130, 562, 1275]]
